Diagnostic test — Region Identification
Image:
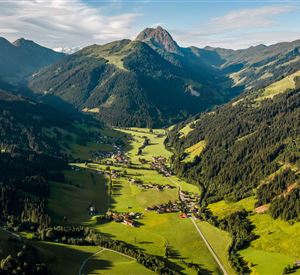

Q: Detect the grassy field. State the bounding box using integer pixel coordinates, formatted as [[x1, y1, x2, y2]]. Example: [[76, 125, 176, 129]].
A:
[[240, 248, 300, 275], [116, 128, 172, 166], [257, 70, 300, 101], [183, 140, 206, 163], [195, 221, 235, 275], [208, 195, 300, 274], [70, 128, 223, 274], [71, 163, 218, 274], [96, 213, 220, 274], [47, 170, 109, 225], [208, 196, 256, 219], [82, 249, 154, 275], [28, 239, 154, 275]]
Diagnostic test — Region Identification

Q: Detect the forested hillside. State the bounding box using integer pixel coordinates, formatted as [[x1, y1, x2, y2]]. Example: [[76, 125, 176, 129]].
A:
[[0, 89, 103, 237], [28, 28, 236, 127], [167, 76, 300, 221], [208, 40, 300, 90], [0, 37, 65, 83]]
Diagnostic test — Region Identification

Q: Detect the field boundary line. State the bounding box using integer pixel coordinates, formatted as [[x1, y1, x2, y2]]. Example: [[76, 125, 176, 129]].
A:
[[78, 247, 136, 275], [78, 248, 104, 275]]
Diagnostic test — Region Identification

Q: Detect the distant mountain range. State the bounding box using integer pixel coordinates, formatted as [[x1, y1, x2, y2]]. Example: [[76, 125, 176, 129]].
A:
[[28, 27, 236, 127], [1, 27, 300, 127], [0, 37, 65, 84]]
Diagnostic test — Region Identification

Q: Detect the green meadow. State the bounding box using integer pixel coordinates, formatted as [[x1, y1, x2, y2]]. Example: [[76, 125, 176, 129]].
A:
[[208, 195, 300, 274]]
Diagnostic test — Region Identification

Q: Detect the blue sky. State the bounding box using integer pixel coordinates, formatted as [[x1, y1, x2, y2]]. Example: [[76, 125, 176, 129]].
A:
[[0, 0, 299, 50]]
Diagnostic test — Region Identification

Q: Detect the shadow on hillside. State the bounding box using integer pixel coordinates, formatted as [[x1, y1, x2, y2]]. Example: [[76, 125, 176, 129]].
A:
[[29, 240, 113, 275], [111, 182, 123, 197], [168, 246, 182, 259], [83, 257, 113, 274]]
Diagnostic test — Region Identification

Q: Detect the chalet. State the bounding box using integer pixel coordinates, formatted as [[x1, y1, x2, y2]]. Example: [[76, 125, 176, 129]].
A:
[[89, 205, 96, 216], [295, 260, 300, 267], [123, 218, 135, 227]]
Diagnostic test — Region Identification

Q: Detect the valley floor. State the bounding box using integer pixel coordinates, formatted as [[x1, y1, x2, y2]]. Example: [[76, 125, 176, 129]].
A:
[[13, 127, 300, 275]]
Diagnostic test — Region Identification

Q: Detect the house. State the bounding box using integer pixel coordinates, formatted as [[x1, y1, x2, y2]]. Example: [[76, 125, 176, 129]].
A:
[[89, 205, 96, 216], [123, 219, 135, 227]]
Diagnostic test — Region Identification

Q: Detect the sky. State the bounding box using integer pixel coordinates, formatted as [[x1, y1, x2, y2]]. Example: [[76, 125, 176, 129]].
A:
[[0, 0, 300, 51]]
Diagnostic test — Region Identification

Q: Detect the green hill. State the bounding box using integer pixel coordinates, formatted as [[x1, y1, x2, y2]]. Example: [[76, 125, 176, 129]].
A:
[[0, 37, 65, 83], [28, 28, 236, 127]]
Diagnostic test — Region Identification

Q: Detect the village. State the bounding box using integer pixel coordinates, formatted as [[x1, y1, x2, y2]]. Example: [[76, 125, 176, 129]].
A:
[[146, 190, 200, 216], [150, 156, 172, 177], [128, 178, 175, 191], [100, 210, 143, 227]]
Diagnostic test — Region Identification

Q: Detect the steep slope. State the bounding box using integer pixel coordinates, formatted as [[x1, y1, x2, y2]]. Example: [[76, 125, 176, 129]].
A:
[[136, 26, 181, 54], [205, 40, 300, 90], [29, 35, 234, 127], [167, 73, 300, 211], [0, 37, 65, 83]]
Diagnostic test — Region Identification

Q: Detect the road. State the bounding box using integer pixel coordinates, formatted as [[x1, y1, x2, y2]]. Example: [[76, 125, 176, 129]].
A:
[[167, 176, 228, 275], [78, 247, 136, 275], [190, 217, 228, 275]]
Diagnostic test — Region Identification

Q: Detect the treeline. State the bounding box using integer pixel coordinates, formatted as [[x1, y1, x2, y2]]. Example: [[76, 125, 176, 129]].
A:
[[167, 89, 300, 213], [256, 168, 298, 207], [0, 151, 65, 230], [37, 226, 181, 275], [0, 237, 50, 275], [198, 209, 255, 274], [270, 187, 300, 221]]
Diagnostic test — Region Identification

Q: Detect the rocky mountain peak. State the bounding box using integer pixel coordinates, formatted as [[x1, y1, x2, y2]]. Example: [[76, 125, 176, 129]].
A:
[[136, 26, 181, 54]]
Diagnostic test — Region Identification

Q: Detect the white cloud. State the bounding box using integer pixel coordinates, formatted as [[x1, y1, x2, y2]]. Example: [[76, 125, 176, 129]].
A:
[[0, 0, 141, 49], [209, 5, 294, 32], [171, 5, 298, 49]]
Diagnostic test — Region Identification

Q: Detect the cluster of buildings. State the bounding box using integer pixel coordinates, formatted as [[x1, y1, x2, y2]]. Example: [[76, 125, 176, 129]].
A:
[[112, 151, 130, 165], [104, 169, 121, 179], [92, 150, 113, 160], [179, 190, 200, 211], [104, 211, 142, 227], [146, 201, 181, 214], [129, 178, 175, 191], [151, 156, 172, 177]]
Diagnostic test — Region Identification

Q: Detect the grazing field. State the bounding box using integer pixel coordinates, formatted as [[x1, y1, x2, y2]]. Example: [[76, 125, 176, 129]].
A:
[[71, 128, 222, 274], [240, 248, 300, 275], [249, 214, 300, 258], [195, 221, 235, 275], [47, 170, 109, 225], [95, 213, 220, 274], [117, 128, 172, 166], [183, 140, 206, 163], [82, 249, 154, 275], [179, 122, 194, 138], [208, 196, 256, 219], [207, 195, 300, 274], [257, 70, 300, 101], [46, 127, 231, 274]]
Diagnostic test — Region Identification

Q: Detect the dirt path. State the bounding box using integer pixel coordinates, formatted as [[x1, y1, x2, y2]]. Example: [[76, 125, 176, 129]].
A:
[[78, 247, 136, 275]]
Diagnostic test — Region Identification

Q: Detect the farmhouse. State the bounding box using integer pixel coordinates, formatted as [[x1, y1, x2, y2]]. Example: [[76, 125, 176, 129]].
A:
[[123, 219, 135, 227], [151, 156, 172, 177]]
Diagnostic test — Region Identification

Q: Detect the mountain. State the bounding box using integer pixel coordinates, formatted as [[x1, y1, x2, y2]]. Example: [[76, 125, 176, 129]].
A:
[[167, 71, 300, 217], [26, 28, 300, 127], [136, 26, 181, 54], [205, 40, 300, 90], [0, 37, 65, 83], [28, 29, 235, 127]]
